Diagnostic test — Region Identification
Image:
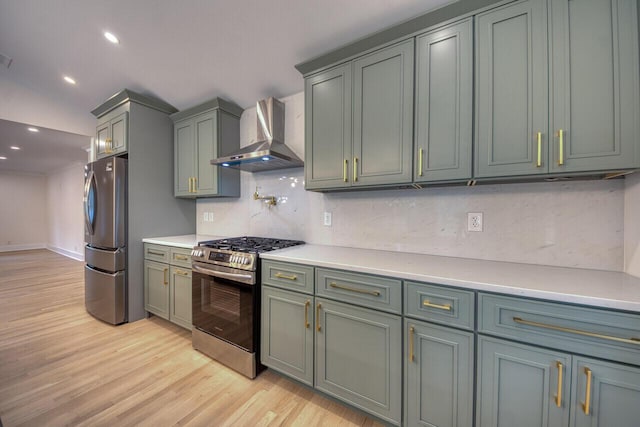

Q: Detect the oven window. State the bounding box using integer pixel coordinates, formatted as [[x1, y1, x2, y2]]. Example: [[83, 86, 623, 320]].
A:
[[192, 271, 255, 352]]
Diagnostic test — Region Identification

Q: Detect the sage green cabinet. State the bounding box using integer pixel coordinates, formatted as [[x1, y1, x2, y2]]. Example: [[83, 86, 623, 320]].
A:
[[144, 259, 170, 320], [405, 319, 474, 427], [415, 18, 473, 183], [570, 357, 640, 427], [549, 0, 640, 173], [171, 98, 242, 198], [95, 110, 128, 159], [304, 40, 413, 191], [304, 64, 352, 190], [477, 336, 571, 427], [261, 287, 314, 386], [315, 297, 402, 425], [169, 266, 192, 330], [475, 0, 549, 178]]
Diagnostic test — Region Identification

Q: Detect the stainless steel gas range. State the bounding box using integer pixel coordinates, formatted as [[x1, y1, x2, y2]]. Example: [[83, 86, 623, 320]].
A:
[[190, 236, 304, 378]]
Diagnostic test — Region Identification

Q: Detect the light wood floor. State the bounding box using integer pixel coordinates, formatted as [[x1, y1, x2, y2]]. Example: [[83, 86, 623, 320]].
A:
[[0, 250, 383, 427]]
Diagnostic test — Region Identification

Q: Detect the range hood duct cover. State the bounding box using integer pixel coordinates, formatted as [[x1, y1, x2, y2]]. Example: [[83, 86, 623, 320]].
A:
[[210, 97, 304, 172]]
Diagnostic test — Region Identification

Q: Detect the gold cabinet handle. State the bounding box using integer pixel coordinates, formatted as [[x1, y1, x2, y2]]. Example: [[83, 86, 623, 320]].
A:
[[409, 325, 415, 362], [582, 367, 592, 415], [418, 148, 424, 177], [555, 361, 563, 407], [188, 177, 193, 193], [536, 132, 542, 167], [353, 157, 358, 182], [513, 317, 640, 345], [174, 269, 189, 277], [174, 254, 189, 261], [316, 303, 322, 332], [423, 300, 452, 311], [163, 267, 168, 285], [329, 282, 380, 296], [192, 177, 197, 192], [304, 300, 310, 329], [148, 250, 165, 257], [557, 129, 564, 165], [275, 272, 297, 281], [105, 137, 113, 153], [343, 159, 348, 183]]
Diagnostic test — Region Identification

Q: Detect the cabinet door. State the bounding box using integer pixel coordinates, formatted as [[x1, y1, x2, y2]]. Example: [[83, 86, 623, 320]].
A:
[[353, 40, 414, 187], [170, 266, 192, 330], [315, 298, 401, 425], [95, 121, 110, 159], [304, 64, 352, 190], [415, 19, 473, 183], [261, 287, 314, 386], [174, 119, 195, 197], [475, 0, 549, 178], [194, 112, 219, 196], [477, 337, 570, 427], [405, 319, 474, 427], [144, 260, 169, 320], [571, 357, 640, 427], [549, 0, 640, 173], [109, 112, 128, 156]]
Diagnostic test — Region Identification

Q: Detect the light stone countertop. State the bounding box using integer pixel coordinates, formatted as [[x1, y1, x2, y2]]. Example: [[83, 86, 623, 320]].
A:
[[260, 244, 640, 313], [142, 234, 226, 249]]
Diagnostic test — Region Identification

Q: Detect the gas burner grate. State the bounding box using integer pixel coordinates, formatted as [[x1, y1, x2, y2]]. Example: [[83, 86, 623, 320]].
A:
[[198, 236, 304, 253]]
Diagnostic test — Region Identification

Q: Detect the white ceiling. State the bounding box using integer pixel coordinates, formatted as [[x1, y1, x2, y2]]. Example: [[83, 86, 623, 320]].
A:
[[0, 0, 449, 174]]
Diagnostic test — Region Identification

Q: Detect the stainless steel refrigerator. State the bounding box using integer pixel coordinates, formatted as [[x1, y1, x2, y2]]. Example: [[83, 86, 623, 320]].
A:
[[83, 156, 127, 324]]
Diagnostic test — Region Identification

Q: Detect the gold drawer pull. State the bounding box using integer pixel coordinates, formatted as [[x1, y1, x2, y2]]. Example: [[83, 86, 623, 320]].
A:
[[343, 159, 348, 183], [536, 132, 542, 167], [174, 269, 189, 276], [582, 367, 592, 415], [409, 325, 415, 362], [353, 157, 358, 182], [148, 250, 165, 257], [557, 129, 564, 166], [174, 254, 189, 261], [555, 361, 563, 407], [304, 300, 310, 329], [316, 303, 322, 332], [513, 317, 640, 345], [329, 282, 380, 297], [275, 272, 297, 281], [423, 300, 452, 311], [163, 268, 168, 285]]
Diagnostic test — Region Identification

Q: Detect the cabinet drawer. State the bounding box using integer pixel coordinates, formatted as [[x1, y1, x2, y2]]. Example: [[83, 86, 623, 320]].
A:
[[479, 293, 640, 366], [169, 247, 192, 268], [316, 268, 401, 314], [262, 260, 314, 294], [405, 281, 474, 330], [144, 243, 170, 263]]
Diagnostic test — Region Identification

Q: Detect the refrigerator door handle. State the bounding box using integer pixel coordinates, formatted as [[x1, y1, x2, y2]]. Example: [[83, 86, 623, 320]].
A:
[[83, 170, 96, 235]]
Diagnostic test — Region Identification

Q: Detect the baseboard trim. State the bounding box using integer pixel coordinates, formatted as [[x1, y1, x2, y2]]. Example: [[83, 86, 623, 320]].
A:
[[47, 245, 84, 261], [0, 243, 46, 252]]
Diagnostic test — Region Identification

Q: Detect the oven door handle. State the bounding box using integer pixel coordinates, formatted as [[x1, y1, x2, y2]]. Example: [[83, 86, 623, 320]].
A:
[[192, 264, 254, 283]]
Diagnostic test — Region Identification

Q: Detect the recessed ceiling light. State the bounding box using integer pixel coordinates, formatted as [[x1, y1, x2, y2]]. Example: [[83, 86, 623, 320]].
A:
[[27, 127, 39, 132], [10, 146, 20, 150], [0, 156, 6, 160], [104, 31, 119, 44], [63, 76, 76, 85]]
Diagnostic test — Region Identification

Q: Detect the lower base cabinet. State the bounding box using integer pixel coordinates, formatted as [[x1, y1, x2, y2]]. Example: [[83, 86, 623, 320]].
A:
[[144, 260, 170, 319], [169, 266, 192, 330], [478, 336, 640, 427], [315, 298, 402, 425], [405, 319, 474, 427]]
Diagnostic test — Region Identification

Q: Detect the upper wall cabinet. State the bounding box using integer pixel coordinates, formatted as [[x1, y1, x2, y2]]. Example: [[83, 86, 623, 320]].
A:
[[549, 0, 640, 173], [95, 109, 128, 160], [414, 18, 473, 183], [171, 98, 242, 198], [475, 0, 549, 178], [476, 0, 639, 178], [305, 40, 414, 191]]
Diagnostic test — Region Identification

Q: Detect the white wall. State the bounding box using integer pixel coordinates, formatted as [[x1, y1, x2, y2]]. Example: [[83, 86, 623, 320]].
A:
[[197, 92, 626, 272], [46, 162, 85, 260], [0, 171, 48, 251], [625, 173, 640, 277]]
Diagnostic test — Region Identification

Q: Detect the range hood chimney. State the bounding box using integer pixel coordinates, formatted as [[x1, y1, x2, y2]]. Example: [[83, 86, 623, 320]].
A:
[[210, 97, 304, 172]]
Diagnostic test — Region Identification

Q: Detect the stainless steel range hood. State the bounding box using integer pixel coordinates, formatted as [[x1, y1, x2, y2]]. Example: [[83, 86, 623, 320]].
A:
[[211, 97, 303, 172]]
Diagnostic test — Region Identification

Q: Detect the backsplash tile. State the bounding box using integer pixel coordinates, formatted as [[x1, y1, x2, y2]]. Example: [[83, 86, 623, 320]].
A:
[[197, 92, 625, 271]]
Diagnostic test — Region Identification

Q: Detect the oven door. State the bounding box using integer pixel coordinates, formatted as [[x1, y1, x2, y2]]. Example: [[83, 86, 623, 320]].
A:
[[192, 263, 256, 352]]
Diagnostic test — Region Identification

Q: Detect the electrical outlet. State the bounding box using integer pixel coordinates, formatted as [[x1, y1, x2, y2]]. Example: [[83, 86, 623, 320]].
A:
[[323, 211, 332, 226], [467, 212, 483, 232], [208, 212, 214, 222]]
